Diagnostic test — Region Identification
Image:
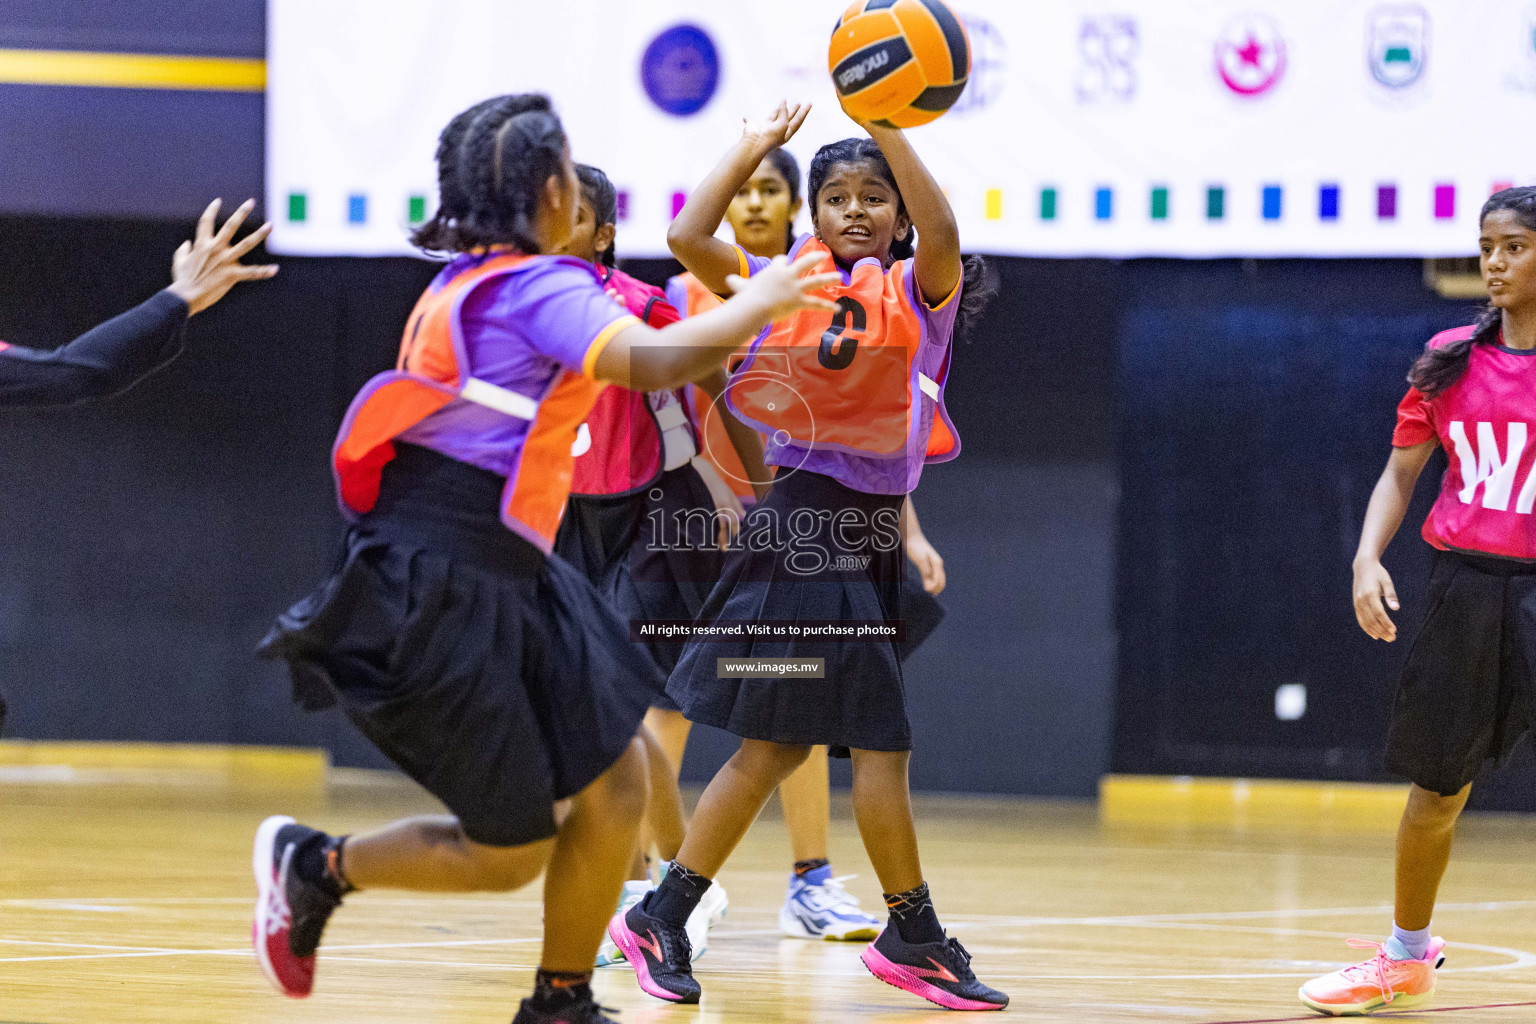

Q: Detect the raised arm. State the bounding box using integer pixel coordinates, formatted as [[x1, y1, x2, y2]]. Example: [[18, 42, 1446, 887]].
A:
[[862, 123, 962, 306], [593, 253, 838, 392], [1352, 441, 1436, 642], [0, 198, 275, 407], [667, 101, 811, 296]]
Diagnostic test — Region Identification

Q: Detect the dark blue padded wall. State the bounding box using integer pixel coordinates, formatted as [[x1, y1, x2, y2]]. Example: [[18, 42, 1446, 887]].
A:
[[0, 229, 1120, 796], [1110, 259, 1536, 809]]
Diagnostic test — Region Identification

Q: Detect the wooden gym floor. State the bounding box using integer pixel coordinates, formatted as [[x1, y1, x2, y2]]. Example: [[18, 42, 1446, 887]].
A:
[[2, 759, 1535, 1023]]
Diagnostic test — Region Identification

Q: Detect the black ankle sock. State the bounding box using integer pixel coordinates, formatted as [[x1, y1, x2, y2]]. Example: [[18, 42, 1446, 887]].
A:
[[884, 882, 944, 945], [794, 857, 830, 877], [649, 862, 712, 927], [528, 969, 592, 1010], [293, 833, 352, 900]]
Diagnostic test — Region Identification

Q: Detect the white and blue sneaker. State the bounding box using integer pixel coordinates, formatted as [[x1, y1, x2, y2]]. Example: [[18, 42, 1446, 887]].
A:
[[655, 861, 728, 962], [689, 876, 729, 961], [595, 879, 653, 967], [779, 864, 881, 941]]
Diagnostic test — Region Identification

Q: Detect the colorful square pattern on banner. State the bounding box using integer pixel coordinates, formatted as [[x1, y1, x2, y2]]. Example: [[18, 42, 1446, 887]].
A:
[[266, 0, 1536, 258]]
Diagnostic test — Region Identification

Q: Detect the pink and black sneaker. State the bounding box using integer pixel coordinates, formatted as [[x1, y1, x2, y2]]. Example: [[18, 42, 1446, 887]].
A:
[[606, 891, 701, 1004], [251, 815, 345, 998], [510, 992, 620, 1024], [861, 925, 1009, 1011]]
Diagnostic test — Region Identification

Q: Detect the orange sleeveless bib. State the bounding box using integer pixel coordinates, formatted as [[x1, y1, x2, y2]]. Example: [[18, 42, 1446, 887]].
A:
[[332, 253, 605, 552], [725, 239, 956, 461]]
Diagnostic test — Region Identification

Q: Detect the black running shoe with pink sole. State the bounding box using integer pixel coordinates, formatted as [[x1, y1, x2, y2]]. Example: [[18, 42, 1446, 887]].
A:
[[861, 926, 1009, 1010], [510, 995, 620, 1024], [606, 891, 701, 1003], [251, 815, 342, 998]]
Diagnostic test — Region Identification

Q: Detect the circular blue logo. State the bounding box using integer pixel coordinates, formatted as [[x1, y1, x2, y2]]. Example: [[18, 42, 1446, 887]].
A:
[[641, 24, 720, 116], [952, 14, 1007, 115]]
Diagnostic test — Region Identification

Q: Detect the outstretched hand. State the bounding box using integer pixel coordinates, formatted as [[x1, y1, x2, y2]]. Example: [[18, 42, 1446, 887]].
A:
[[742, 100, 812, 154], [167, 198, 279, 316], [727, 252, 840, 321]]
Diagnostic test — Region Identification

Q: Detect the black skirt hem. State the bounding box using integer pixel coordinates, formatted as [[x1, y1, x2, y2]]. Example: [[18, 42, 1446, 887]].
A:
[[259, 444, 664, 848]]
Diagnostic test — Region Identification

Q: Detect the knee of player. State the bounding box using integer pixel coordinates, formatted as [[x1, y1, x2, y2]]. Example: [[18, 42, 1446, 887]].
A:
[[740, 739, 813, 775], [414, 817, 475, 851], [1404, 782, 1471, 825], [603, 736, 653, 823], [779, 743, 814, 770], [470, 837, 555, 891]]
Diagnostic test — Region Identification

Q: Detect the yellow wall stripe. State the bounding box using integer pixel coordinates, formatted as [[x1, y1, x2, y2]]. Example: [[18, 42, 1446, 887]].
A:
[[1100, 774, 1409, 833], [0, 48, 266, 92], [0, 740, 327, 790]]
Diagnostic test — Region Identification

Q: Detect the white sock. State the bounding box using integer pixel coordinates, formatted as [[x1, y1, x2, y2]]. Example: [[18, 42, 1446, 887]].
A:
[[1386, 922, 1432, 961]]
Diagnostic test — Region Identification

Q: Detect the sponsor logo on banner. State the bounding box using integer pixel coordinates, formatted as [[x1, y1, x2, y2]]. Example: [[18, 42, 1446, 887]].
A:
[[951, 13, 1006, 115], [1076, 15, 1139, 103], [1215, 14, 1287, 97], [1506, 5, 1536, 95], [1368, 5, 1428, 89], [640, 24, 720, 116]]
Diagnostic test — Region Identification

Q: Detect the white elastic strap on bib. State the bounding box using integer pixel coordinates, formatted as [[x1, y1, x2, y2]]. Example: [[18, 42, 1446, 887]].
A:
[[460, 377, 540, 420], [918, 372, 940, 400], [652, 401, 689, 432], [652, 395, 698, 469]]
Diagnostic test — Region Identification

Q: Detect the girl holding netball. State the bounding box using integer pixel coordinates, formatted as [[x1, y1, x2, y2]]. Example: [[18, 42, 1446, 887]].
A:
[[254, 94, 836, 1024], [666, 143, 949, 942], [1298, 187, 1536, 1016], [609, 101, 1005, 1011]]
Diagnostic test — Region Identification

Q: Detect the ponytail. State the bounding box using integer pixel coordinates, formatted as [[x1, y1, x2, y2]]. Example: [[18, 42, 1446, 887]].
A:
[[1407, 305, 1500, 398], [953, 255, 998, 341], [410, 96, 503, 254], [1408, 184, 1536, 397], [454, 94, 568, 254]]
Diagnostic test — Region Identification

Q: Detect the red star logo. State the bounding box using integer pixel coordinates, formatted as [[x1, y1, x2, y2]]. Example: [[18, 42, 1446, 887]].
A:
[[1237, 36, 1263, 66]]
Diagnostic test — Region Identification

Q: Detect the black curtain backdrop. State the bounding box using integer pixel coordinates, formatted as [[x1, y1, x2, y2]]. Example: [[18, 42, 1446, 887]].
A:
[[0, 219, 1116, 796], [0, 2, 1524, 807], [1112, 259, 1535, 811]]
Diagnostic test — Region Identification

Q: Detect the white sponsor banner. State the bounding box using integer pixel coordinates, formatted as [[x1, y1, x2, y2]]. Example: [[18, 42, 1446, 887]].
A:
[[267, 0, 1536, 258]]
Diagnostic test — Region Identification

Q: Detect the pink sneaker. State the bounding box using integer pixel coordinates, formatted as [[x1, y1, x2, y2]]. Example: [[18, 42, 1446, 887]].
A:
[[1297, 937, 1445, 1016], [251, 815, 344, 998]]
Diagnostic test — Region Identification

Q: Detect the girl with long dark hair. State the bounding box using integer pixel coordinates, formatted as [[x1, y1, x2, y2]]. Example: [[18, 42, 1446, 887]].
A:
[[252, 94, 836, 1024], [1300, 186, 1536, 1015], [608, 101, 1005, 1011]]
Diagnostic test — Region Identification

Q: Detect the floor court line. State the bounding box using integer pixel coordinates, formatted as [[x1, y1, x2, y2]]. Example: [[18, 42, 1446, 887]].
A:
[[0, 937, 186, 952], [947, 899, 1536, 928], [4, 910, 1535, 978], [1199, 999, 1536, 1024], [8, 894, 1536, 920]]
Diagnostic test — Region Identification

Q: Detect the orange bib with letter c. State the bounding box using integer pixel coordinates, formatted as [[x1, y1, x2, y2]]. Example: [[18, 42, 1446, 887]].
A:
[[725, 237, 957, 462]]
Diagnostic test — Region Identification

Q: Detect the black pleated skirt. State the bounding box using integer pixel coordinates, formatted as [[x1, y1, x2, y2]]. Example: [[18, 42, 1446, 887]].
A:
[[667, 470, 912, 754], [1385, 549, 1536, 796], [899, 557, 945, 661], [257, 444, 664, 848], [555, 465, 724, 696]]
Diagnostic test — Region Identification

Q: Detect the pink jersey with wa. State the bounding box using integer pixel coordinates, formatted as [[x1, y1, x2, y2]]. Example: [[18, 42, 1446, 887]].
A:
[[1394, 326, 1536, 560]]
